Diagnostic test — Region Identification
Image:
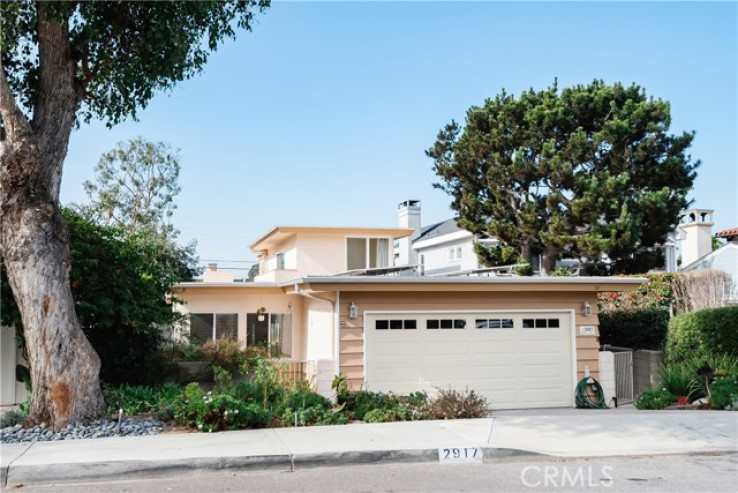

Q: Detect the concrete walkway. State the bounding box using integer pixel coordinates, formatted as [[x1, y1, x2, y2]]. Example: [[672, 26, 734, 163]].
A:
[[1, 409, 736, 486]]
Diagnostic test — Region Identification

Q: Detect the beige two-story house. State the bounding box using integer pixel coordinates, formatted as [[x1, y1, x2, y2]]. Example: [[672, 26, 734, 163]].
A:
[[174, 224, 643, 409]]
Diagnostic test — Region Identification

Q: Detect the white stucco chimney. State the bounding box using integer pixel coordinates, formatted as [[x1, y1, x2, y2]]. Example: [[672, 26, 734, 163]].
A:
[[678, 208, 714, 268], [202, 263, 234, 283], [397, 200, 421, 266]]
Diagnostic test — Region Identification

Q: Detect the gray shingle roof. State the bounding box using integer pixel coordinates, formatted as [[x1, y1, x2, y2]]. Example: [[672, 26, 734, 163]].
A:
[[413, 218, 462, 242]]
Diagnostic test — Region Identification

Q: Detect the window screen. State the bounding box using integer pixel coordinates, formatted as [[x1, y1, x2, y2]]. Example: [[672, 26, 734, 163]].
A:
[[215, 314, 238, 339], [347, 238, 367, 270], [190, 313, 214, 342]]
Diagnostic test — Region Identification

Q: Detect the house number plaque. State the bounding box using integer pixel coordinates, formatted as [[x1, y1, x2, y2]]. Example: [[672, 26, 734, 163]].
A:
[[438, 447, 483, 463], [579, 326, 596, 336]]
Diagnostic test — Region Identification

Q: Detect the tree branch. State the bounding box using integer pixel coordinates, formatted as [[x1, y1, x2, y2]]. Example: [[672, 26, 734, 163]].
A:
[[0, 66, 33, 144], [33, 2, 80, 203]]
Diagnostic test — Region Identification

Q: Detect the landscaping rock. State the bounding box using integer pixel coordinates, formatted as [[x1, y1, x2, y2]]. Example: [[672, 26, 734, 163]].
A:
[[0, 417, 165, 443]]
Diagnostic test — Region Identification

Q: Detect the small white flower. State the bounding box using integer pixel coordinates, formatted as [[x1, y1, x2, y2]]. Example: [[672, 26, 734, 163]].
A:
[[224, 410, 229, 416], [234, 409, 239, 414], [197, 424, 203, 429]]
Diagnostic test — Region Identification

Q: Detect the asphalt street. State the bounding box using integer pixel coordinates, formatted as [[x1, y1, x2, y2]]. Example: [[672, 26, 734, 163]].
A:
[[9, 453, 737, 493]]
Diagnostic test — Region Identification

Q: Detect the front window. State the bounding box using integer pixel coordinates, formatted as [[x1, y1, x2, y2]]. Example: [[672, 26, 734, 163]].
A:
[[347, 237, 390, 270], [276, 252, 285, 270], [247, 312, 292, 356], [190, 313, 238, 342]]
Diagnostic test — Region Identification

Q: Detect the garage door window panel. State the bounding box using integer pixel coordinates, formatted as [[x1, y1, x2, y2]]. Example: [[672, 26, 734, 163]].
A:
[[523, 318, 561, 329], [476, 318, 514, 329], [375, 319, 416, 330], [427, 319, 466, 329]]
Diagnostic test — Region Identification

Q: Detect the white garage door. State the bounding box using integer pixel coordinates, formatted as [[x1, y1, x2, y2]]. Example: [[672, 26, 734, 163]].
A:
[[365, 311, 574, 409]]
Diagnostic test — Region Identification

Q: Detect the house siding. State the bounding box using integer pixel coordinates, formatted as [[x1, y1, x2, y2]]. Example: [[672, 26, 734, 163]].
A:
[[338, 291, 600, 391]]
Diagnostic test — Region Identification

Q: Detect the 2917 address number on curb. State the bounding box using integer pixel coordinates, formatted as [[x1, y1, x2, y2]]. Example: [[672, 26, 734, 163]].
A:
[[438, 447, 483, 463]]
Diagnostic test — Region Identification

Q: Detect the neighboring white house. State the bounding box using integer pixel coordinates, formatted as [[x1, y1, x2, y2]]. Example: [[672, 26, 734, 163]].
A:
[[680, 222, 738, 302], [393, 200, 498, 276]]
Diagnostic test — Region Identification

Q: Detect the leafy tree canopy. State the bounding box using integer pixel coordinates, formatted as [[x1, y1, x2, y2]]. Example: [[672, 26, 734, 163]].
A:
[[428, 80, 699, 275], [79, 137, 182, 238], [1, 0, 268, 427], [1, 0, 269, 127]]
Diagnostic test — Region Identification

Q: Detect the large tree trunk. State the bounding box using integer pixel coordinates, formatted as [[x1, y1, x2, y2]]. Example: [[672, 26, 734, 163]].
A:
[[1, 199, 104, 430], [540, 246, 559, 277], [0, 3, 104, 430]]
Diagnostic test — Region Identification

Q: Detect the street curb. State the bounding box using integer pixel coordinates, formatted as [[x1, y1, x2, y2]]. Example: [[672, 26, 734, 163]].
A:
[[292, 449, 439, 469], [5, 447, 735, 486], [4, 454, 292, 486], [2, 447, 546, 486], [292, 447, 544, 470]]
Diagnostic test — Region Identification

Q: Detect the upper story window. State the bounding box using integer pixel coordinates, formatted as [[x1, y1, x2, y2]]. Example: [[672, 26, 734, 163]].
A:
[[276, 252, 285, 270], [448, 246, 462, 261], [347, 238, 390, 270]]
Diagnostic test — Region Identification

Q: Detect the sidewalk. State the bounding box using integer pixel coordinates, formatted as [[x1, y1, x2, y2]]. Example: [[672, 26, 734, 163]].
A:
[[2, 409, 736, 486]]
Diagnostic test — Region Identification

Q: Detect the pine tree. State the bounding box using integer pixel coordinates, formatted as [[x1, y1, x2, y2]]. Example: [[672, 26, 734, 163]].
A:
[[428, 80, 698, 275]]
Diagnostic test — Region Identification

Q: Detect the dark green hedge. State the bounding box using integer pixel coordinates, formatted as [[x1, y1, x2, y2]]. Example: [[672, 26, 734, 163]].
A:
[[598, 308, 670, 350], [665, 306, 738, 364]]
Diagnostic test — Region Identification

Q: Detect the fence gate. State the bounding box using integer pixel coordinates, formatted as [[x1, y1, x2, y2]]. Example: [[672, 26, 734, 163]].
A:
[[613, 350, 634, 404]]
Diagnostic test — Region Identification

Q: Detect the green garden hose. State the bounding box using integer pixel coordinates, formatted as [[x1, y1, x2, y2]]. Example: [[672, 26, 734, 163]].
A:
[[574, 377, 609, 409]]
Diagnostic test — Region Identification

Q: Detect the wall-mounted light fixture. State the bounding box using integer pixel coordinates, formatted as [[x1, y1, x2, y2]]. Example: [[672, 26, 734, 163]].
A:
[[349, 302, 358, 319], [582, 300, 591, 317]]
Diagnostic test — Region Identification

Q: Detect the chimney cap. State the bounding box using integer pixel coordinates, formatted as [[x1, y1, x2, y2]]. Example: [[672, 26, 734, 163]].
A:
[[399, 200, 421, 209], [679, 208, 714, 225], [208, 263, 218, 271]]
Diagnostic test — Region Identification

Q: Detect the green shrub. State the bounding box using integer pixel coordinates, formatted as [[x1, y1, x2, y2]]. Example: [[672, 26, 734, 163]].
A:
[[680, 354, 738, 398], [201, 338, 247, 374], [162, 339, 204, 362], [659, 363, 699, 399], [363, 407, 414, 423], [665, 306, 738, 364], [709, 373, 738, 410], [343, 391, 399, 421], [598, 273, 675, 312], [248, 357, 289, 409], [599, 308, 670, 350], [635, 389, 676, 410], [0, 410, 26, 428], [279, 390, 332, 414], [173, 383, 270, 431], [427, 388, 488, 419], [281, 406, 348, 427], [195, 395, 270, 432], [103, 383, 182, 415], [232, 380, 264, 404]]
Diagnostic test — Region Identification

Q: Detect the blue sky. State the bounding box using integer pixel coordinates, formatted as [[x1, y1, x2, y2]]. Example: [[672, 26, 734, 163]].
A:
[[62, 1, 738, 274]]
